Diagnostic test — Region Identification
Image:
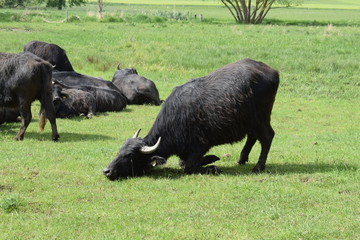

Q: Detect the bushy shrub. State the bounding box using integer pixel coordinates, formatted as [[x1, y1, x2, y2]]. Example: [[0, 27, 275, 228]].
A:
[[155, 10, 190, 21], [67, 15, 80, 22], [100, 15, 125, 23], [1, 196, 22, 213], [0, 0, 26, 8], [0, 11, 23, 21]]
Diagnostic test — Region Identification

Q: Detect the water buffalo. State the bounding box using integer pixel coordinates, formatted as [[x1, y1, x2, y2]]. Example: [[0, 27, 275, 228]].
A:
[[103, 58, 279, 180], [23, 40, 74, 72], [53, 80, 127, 114], [0, 108, 19, 125], [112, 66, 161, 105], [52, 71, 120, 92], [0, 52, 59, 141], [53, 87, 97, 119]]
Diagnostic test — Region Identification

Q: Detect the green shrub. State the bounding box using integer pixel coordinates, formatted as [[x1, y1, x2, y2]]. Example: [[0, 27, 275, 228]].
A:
[[67, 15, 80, 22], [100, 15, 125, 23], [155, 10, 190, 21], [1, 196, 22, 213], [0, 11, 21, 21]]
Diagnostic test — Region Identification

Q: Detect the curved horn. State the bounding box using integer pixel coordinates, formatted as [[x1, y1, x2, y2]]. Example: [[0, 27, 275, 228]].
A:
[[132, 129, 141, 138], [117, 63, 121, 70], [140, 137, 161, 154]]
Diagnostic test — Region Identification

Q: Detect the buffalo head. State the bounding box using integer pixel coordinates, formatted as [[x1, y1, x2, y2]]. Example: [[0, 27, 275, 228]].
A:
[[103, 129, 164, 180], [116, 64, 138, 76]]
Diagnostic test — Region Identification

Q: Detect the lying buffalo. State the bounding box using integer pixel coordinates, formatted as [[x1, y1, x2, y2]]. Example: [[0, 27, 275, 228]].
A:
[[103, 58, 279, 180], [53, 81, 127, 114], [0, 108, 19, 125], [53, 87, 97, 119], [24, 40, 74, 72], [0, 52, 59, 141], [52, 71, 120, 92], [112, 67, 161, 105]]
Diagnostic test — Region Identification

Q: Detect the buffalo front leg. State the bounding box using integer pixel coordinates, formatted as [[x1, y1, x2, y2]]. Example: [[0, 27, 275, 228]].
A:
[[179, 155, 220, 169], [14, 103, 32, 141], [183, 151, 222, 175], [238, 134, 257, 165], [252, 124, 275, 173], [40, 93, 60, 141]]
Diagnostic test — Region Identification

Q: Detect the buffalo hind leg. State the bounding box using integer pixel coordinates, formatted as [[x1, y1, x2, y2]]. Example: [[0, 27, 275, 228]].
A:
[[14, 102, 32, 141], [48, 113, 59, 141], [238, 134, 257, 165], [253, 124, 275, 173], [42, 95, 60, 141]]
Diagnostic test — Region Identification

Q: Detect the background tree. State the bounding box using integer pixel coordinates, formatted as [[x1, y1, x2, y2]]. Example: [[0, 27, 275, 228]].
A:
[[97, 0, 104, 18], [0, 0, 26, 8], [221, 0, 303, 24], [45, 0, 85, 10]]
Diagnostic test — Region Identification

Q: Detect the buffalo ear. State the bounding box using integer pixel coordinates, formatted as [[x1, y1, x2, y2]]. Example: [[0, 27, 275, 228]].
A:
[[149, 156, 166, 167]]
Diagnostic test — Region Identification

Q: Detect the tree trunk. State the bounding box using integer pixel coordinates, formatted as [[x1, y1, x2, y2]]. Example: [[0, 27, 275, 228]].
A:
[[98, 0, 104, 18], [221, 0, 276, 24]]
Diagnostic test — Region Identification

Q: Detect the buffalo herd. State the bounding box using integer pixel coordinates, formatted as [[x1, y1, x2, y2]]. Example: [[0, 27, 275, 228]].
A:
[[1, 40, 279, 179]]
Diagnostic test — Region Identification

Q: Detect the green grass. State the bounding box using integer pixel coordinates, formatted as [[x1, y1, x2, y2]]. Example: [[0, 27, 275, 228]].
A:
[[301, 0, 360, 9], [93, 0, 360, 9], [1, 3, 360, 240]]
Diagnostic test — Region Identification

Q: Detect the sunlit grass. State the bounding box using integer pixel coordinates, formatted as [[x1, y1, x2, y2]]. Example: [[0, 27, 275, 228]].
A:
[[0, 4, 359, 240]]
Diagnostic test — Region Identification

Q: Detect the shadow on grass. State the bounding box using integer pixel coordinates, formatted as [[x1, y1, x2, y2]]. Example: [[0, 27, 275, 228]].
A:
[[65, 109, 133, 119], [26, 131, 113, 142], [144, 162, 358, 180], [0, 127, 113, 142], [263, 18, 360, 27]]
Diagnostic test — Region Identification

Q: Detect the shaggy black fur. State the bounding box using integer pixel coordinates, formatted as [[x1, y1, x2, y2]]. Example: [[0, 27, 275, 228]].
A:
[[0, 52, 59, 141], [24, 40, 74, 72], [104, 59, 279, 180], [112, 67, 162, 105]]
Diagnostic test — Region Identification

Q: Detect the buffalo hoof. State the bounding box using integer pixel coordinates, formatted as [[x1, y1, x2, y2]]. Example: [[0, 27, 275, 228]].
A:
[[52, 134, 60, 142], [179, 159, 185, 169], [14, 136, 23, 141], [252, 164, 265, 173], [237, 157, 249, 165], [201, 165, 222, 175]]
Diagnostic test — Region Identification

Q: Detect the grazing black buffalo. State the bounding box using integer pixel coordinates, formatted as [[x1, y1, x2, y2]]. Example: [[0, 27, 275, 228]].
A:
[[0, 52, 59, 141], [103, 59, 279, 180], [53, 81, 127, 115], [52, 71, 120, 92], [53, 87, 97, 119], [23, 40, 74, 72], [112, 67, 161, 105]]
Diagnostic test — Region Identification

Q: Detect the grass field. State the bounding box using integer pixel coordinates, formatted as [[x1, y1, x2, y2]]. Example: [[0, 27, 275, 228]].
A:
[[100, 0, 360, 9], [1, 1, 360, 239]]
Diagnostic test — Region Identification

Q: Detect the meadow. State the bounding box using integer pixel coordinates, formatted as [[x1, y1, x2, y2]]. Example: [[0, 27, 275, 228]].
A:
[[0, 1, 359, 239]]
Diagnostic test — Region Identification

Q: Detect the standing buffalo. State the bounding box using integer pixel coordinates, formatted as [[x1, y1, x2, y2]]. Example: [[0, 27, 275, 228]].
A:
[[23, 40, 74, 72], [112, 67, 161, 105], [103, 59, 279, 180], [0, 52, 59, 141]]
